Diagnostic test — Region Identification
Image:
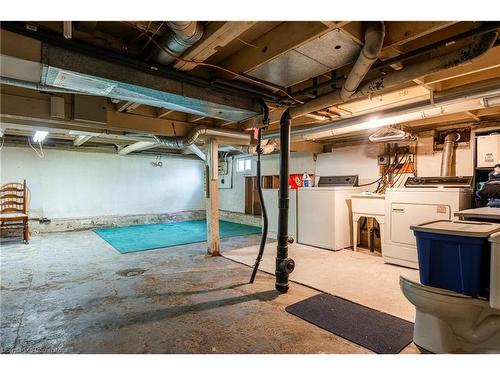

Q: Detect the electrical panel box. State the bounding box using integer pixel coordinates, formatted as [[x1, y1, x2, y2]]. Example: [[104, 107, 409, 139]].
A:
[[477, 133, 500, 168], [218, 160, 228, 175], [218, 158, 232, 189]]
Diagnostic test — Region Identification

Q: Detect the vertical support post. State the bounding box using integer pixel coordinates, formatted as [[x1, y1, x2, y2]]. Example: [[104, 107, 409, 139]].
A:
[[206, 139, 220, 256]]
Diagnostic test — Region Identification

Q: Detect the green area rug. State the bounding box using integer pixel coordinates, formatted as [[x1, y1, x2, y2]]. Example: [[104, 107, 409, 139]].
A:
[[94, 219, 261, 254]]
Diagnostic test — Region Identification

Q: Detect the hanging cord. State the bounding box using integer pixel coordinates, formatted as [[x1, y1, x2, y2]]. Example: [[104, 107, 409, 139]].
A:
[[250, 102, 270, 284], [28, 136, 44, 158]]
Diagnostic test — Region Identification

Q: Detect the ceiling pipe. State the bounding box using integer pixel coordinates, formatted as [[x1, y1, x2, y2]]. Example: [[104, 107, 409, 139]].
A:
[[440, 132, 461, 176], [156, 125, 250, 149], [372, 21, 500, 71], [153, 22, 204, 66], [265, 83, 500, 141], [273, 22, 386, 294], [339, 22, 386, 102], [288, 31, 497, 119], [0, 76, 81, 94], [291, 22, 500, 101]]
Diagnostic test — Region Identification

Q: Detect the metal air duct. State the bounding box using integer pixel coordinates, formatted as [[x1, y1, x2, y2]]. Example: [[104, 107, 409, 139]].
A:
[[440, 132, 460, 176], [156, 126, 250, 149], [153, 22, 204, 66], [289, 31, 498, 119]]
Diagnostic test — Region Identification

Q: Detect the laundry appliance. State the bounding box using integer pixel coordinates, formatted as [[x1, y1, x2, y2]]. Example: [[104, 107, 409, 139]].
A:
[[383, 176, 473, 269], [297, 175, 363, 251]]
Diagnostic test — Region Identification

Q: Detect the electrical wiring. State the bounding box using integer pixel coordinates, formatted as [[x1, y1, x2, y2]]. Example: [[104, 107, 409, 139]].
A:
[[120, 21, 304, 105], [390, 154, 410, 188], [357, 177, 383, 187], [28, 136, 44, 158], [374, 150, 410, 193], [236, 37, 259, 49]]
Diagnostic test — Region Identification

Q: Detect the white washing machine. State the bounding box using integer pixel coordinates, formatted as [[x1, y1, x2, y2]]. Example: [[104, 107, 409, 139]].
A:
[[384, 176, 473, 269], [297, 175, 363, 251], [262, 188, 297, 241]]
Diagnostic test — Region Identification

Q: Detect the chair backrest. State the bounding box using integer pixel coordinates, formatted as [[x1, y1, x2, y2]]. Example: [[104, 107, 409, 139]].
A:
[[0, 180, 29, 215]]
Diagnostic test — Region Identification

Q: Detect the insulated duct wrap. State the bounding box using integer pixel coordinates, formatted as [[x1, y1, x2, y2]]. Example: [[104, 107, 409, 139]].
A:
[[156, 126, 250, 149], [153, 22, 204, 66]]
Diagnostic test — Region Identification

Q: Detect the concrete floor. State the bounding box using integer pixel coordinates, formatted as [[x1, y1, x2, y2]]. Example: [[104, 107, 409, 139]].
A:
[[0, 230, 418, 354], [225, 242, 420, 321]]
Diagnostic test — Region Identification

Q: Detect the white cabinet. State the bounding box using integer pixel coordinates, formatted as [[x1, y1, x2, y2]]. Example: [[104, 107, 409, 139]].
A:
[[477, 134, 500, 168]]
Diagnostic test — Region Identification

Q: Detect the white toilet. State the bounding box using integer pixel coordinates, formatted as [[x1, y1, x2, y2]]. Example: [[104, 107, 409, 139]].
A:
[[400, 226, 500, 353]]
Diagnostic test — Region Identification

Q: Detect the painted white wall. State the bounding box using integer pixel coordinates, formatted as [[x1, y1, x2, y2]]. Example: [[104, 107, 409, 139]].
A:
[[218, 134, 475, 214], [316, 144, 381, 185], [0, 146, 205, 219], [218, 152, 316, 213]]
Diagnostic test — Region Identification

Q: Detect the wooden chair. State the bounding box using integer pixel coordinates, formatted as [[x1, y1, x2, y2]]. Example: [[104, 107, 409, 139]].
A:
[[0, 180, 30, 244]]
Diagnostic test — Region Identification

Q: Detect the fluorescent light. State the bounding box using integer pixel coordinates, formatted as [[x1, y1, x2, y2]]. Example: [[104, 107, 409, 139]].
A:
[[33, 131, 48, 143]]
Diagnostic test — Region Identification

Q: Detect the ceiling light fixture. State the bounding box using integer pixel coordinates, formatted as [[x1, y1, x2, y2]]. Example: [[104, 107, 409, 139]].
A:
[[33, 130, 48, 143]]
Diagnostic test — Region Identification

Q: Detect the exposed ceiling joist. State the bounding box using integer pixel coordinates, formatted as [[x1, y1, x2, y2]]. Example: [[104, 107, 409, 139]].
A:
[[464, 111, 481, 121], [381, 21, 459, 56], [187, 114, 207, 123], [156, 108, 175, 118], [173, 21, 257, 71], [221, 21, 338, 74], [422, 46, 500, 85], [73, 134, 93, 146], [1, 91, 197, 137]]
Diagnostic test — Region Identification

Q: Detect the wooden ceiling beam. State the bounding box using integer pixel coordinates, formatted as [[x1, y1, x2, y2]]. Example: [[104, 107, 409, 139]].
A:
[[382, 21, 459, 51], [0, 91, 196, 137], [187, 114, 207, 123], [116, 101, 133, 112], [173, 21, 258, 71], [422, 46, 500, 85], [156, 108, 175, 118], [221, 21, 337, 73]]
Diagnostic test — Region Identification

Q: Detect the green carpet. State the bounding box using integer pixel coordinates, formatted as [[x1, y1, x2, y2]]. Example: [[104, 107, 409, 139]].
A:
[[94, 219, 261, 254]]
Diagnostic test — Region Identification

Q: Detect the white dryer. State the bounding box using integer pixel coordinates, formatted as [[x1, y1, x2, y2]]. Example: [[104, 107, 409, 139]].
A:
[[297, 175, 363, 251], [384, 176, 473, 269]]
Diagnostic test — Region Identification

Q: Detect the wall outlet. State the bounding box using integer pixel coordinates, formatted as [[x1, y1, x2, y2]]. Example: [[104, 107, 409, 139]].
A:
[[377, 154, 390, 165]]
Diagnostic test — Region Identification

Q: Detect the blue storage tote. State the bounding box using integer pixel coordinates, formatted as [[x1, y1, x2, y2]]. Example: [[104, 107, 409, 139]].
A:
[[410, 220, 500, 297]]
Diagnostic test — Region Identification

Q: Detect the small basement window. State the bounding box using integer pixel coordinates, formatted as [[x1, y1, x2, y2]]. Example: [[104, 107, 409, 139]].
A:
[[236, 157, 252, 172]]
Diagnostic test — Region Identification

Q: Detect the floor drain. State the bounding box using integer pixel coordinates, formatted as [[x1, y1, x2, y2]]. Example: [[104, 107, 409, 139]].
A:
[[116, 268, 146, 277]]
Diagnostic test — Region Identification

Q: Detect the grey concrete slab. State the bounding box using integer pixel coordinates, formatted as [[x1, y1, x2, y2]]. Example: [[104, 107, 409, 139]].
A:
[[0, 231, 418, 354]]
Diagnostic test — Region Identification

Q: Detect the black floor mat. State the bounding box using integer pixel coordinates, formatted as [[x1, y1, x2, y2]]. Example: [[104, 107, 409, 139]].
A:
[[286, 293, 414, 354]]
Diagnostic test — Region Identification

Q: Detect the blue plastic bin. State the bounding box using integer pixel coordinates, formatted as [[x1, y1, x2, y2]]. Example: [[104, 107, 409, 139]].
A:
[[411, 220, 500, 297]]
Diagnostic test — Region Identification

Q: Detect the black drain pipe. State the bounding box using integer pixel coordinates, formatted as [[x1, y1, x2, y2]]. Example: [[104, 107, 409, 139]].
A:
[[250, 104, 270, 283], [275, 109, 296, 292]]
